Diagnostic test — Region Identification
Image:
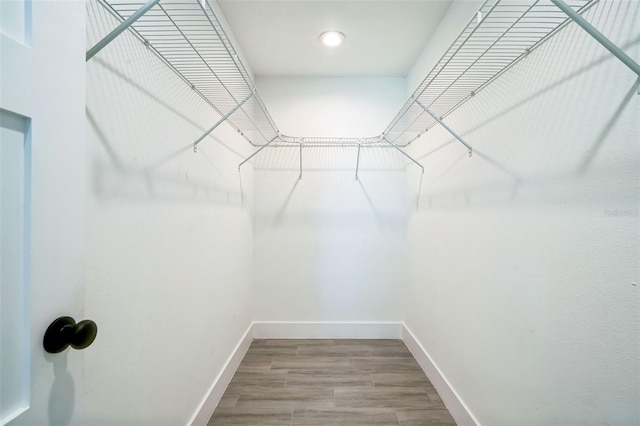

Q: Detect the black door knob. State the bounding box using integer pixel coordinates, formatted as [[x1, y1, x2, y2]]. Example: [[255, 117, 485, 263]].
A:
[[43, 316, 98, 353]]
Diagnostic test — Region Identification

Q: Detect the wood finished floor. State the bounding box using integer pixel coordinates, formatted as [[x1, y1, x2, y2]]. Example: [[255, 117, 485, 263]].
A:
[[208, 339, 456, 426]]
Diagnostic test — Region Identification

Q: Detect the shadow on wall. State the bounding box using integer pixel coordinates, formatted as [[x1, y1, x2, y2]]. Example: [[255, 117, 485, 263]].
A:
[[88, 57, 247, 160], [273, 177, 300, 226], [577, 75, 640, 173], [86, 109, 243, 206], [407, 0, 640, 211], [252, 145, 410, 234], [358, 179, 388, 228], [413, 77, 639, 211]]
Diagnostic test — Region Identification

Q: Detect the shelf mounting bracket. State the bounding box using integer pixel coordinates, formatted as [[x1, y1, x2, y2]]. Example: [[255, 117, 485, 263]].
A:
[[238, 135, 279, 171], [193, 93, 253, 152], [86, 0, 161, 61], [551, 0, 640, 77], [298, 142, 303, 180], [355, 143, 362, 181], [415, 99, 473, 157], [381, 138, 424, 174]]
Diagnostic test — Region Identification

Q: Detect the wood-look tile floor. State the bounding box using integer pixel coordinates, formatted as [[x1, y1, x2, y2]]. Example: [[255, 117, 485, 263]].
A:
[[208, 339, 456, 426]]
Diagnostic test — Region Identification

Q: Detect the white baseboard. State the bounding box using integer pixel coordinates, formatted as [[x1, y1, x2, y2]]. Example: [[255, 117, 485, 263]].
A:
[[402, 324, 479, 426], [253, 321, 403, 339], [188, 323, 254, 426]]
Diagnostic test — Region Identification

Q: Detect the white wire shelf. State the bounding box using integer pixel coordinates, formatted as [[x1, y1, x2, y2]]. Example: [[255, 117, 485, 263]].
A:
[[97, 0, 279, 146], [383, 0, 598, 147], [276, 135, 386, 148]]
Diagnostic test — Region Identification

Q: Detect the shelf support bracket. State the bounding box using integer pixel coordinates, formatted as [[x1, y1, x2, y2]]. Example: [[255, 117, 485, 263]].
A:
[[193, 93, 253, 152], [551, 0, 640, 77], [298, 142, 303, 180], [381, 138, 424, 174], [238, 135, 279, 171], [86, 0, 161, 61], [355, 143, 361, 181], [415, 99, 473, 157]]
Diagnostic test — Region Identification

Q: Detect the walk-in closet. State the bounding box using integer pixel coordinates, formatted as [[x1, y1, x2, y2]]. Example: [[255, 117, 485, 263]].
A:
[[1, 0, 638, 424]]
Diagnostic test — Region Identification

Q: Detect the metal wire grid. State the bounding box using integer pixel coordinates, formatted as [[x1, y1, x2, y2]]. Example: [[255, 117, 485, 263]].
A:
[[384, 0, 597, 147], [101, 0, 279, 145], [98, 0, 599, 149], [276, 135, 386, 148]]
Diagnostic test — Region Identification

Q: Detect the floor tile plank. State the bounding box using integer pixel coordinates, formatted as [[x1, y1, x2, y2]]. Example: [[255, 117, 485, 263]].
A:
[[336, 339, 405, 347], [286, 370, 373, 387], [349, 357, 425, 373], [369, 345, 414, 357], [208, 404, 292, 426], [234, 385, 335, 409], [297, 345, 371, 357], [271, 355, 350, 371], [256, 339, 335, 347], [291, 408, 400, 425], [396, 409, 456, 425], [371, 372, 432, 387], [227, 371, 287, 387], [247, 345, 299, 356], [334, 386, 434, 409]]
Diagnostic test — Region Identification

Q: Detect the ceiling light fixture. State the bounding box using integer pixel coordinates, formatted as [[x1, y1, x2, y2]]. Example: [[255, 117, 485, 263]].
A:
[[319, 31, 345, 47]]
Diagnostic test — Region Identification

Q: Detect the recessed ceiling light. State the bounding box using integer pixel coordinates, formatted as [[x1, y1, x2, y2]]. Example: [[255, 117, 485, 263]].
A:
[[319, 31, 345, 47]]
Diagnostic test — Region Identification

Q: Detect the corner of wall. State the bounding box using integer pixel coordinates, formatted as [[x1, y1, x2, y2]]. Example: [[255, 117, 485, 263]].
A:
[[402, 323, 480, 426], [188, 323, 254, 426]]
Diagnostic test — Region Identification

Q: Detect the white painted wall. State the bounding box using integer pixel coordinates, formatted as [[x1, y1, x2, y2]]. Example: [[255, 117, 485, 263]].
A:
[[252, 77, 408, 325], [404, 1, 640, 424], [84, 2, 255, 424], [257, 77, 406, 138]]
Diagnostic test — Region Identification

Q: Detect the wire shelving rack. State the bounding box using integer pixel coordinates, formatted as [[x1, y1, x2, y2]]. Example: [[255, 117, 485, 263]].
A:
[[87, 0, 638, 174]]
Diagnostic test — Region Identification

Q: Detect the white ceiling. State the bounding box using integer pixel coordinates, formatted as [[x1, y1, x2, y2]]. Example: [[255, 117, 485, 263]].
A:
[[216, 0, 454, 77]]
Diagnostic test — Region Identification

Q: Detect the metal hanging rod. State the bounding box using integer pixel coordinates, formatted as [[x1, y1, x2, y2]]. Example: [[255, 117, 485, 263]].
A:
[[381, 138, 424, 174], [86, 0, 160, 61], [551, 0, 640, 76], [414, 99, 472, 157], [298, 143, 303, 180], [353, 140, 423, 180], [193, 92, 253, 152], [355, 144, 361, 181], [238, 135, 279, 171]]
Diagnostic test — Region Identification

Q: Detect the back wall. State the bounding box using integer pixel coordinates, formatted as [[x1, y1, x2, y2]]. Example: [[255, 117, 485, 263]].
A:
[[251, 77, 409, 329]]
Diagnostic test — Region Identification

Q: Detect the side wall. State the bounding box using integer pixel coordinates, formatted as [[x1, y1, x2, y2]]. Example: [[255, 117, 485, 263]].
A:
[[252, 77, 408, 328], [83, 2, 255, 424], [404, 1, 640, 424]]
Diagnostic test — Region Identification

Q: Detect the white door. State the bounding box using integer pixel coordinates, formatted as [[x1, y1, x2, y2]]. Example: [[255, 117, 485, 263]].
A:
[[1, 0, 87, 425]]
